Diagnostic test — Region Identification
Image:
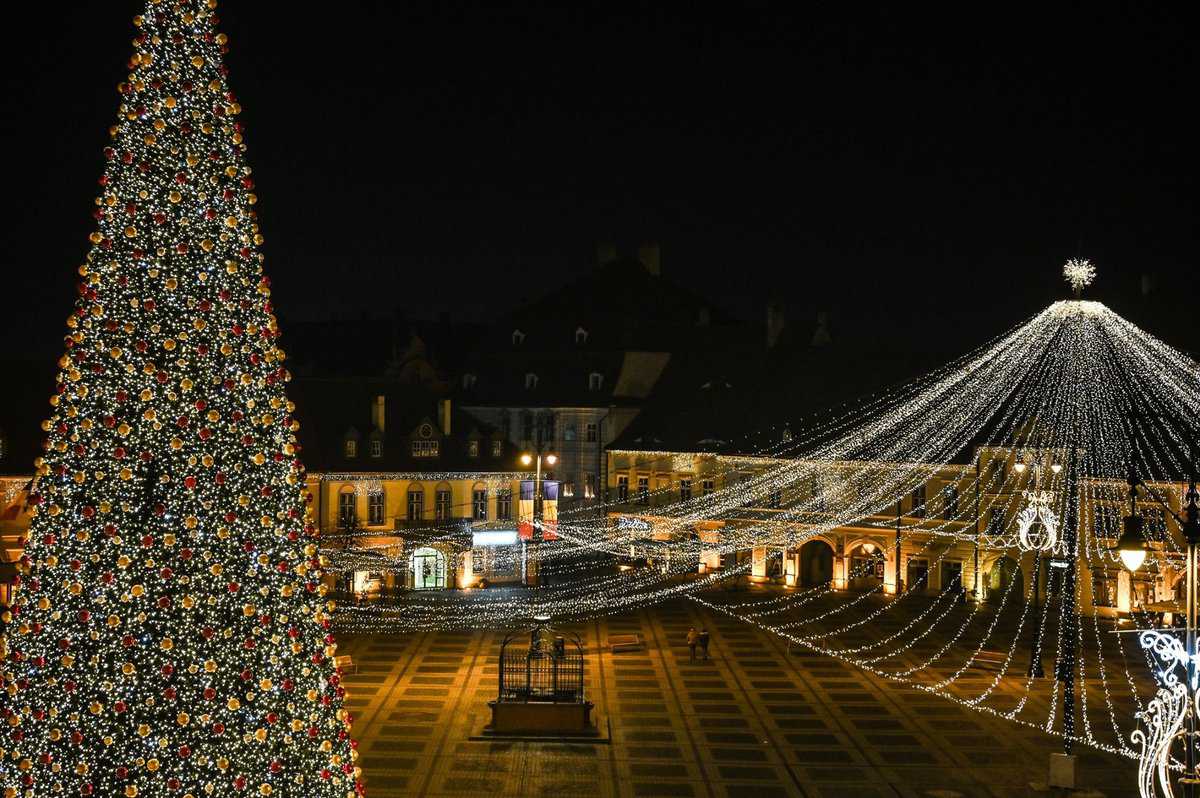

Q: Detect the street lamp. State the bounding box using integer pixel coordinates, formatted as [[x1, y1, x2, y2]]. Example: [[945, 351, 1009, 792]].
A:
[[521, 450, 558, 525], [1119, 468, 1200, 798]]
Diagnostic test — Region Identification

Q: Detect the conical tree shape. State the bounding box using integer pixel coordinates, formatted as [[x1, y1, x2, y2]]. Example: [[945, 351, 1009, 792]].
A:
[[0, 2, 360, 796]]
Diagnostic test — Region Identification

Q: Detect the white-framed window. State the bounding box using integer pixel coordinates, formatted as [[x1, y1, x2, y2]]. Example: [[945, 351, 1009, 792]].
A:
[[435, 489, 451, 520], [637, 476, 649, 505], [525, 373, 538, 390], [370, 439, 382, 458], [575, 326, 588, 344], [491, 439, 502, 457], [585, 423, 598, 443], [496, 490, 512, 520], [344, 439, 357, 458], [702, 479, 715, 496], [512, 329, 526, 345], [368, 491, 385, 525], [942, 485, 959, 519], [467, 440, 479, 457], [679, 479, 692, 501], [588, 372, 604, 391], [617, 475, 629, 502], [911, 485, 927, 518], [407, 490, 424, 521], [412, 440, 439, 457], [338, 491, 357, 528], [472, 489, 488, 521]]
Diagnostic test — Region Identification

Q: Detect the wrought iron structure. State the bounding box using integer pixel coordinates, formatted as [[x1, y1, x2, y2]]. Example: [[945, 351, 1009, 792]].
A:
[[497, 615, 585, 704]]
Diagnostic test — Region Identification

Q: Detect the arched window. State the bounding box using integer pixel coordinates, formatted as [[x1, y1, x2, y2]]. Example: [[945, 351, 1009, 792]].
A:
[[435, 482, 452, 520], [512, 329, 526, 346], [472, 482, 489, 521], [588, 372, 604, 391], [575, 326, 588, 344], [407, 483, 425, 521], [337, 485, 357, 529]]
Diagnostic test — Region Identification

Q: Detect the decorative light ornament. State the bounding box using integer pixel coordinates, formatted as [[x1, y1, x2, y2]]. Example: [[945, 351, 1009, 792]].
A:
[[1064, 258, 1097, 296], [1132, 630, 1195, 797], [1016, 490, 1060, 553]]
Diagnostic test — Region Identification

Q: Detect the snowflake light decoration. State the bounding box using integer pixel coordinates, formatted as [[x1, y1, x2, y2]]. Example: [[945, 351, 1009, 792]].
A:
[[1063, 258, 1096, 295]]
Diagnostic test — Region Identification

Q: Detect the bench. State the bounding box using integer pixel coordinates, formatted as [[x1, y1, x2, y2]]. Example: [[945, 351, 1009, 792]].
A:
[[333, 654, 357, 674], [970, 650, 1008, 671], [609, 634, 642, 653]]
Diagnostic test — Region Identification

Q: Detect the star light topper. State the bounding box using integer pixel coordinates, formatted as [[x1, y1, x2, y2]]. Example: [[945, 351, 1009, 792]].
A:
[[1063, 258, 1096, 298]]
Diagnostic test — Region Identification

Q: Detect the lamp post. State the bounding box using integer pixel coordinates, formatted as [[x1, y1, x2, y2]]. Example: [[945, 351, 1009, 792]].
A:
[[519, 450, 556, 587], [1118, 465, 1200, 798], [1013, 450, 1062, 679]]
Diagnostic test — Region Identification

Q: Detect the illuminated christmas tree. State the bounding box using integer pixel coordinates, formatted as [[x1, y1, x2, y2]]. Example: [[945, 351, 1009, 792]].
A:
[[0, 1, 361, 795]]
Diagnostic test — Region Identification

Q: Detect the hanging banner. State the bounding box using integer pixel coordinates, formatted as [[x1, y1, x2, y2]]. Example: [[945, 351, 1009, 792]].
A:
[[518, 479, 535, 540], [542, 480, 559, 540]]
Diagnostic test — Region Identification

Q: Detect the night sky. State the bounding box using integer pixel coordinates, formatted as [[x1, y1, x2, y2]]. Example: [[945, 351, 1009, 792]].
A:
[[2, 2, 1195, 360]]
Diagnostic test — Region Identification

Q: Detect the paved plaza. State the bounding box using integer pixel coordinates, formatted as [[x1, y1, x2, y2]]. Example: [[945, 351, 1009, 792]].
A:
[[338, 588, 1143, 798]]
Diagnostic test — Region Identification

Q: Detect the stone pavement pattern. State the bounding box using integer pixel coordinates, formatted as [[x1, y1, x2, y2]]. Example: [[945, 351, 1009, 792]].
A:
[[337, 594, 1141, 798]]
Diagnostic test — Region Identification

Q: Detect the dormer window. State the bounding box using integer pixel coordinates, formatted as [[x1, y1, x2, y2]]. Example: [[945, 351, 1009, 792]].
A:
[[512, 329, 526, 346], [411, 422, 439, 457], [467, 440, 479, 458], [370, 439, 382, 458], [575, 326, 588, 344], [525, 373, 538, 390], [588, 372, 604, 391], [462, 373, 478, 390], [344, 439, 357, 458]]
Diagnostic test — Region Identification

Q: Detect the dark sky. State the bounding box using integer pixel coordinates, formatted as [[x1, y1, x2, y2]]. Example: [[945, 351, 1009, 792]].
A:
[[1, 1, 1195, 359]]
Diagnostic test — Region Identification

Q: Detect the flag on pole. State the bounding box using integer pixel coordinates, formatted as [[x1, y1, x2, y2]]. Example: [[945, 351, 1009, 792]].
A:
[[518, 479, 535, 540], [542, 480, 559, 540]]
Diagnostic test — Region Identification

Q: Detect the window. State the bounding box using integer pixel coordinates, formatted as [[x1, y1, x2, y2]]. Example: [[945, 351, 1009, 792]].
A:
[[412, 440, 439, 457], [407, 490, 424, 521], [521, 411, 534, 442], [562, 482, 575, 498], [467, 440, 479, 458], [496, 490, 512, 520], [473, 489, 488, 521], [525, 373, 538, 390], [338, 492, 356, 528], [768, 488, 782, 509], [435, 489, 451, 520], [564, 424, 576, 442], [702, 479, 715, 496], [537, 412, 556, 445], [368, 491, 385, 525], [370, 439, 382, 458], [637, 476, 649, 505], [462, 373, 477, 390], [617, 476, 629, 502], [575, 326, 588, 344], [911, 485, 926, 518], [679, 479, 692, 501], [588, 372, 604, 391], [512, 329, 526, 345], [344, 439, 357, 458], [942, 485, 958, 520], [1092, 572, 1117, 607], [987, 508, 1006, 535], [491, 439, 502, 457], [1093, 505, 1121, 538], [585, 423, 598, 443], [584, 474, 595, 499]]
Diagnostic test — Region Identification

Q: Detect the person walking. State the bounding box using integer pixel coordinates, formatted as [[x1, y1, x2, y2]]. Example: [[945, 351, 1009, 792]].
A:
[[687, 627, 698, 661], [698, 628, 710, 661]]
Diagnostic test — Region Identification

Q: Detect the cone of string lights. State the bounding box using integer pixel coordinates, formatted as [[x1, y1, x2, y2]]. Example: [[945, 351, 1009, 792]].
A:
[[0, 1, 361, 795]]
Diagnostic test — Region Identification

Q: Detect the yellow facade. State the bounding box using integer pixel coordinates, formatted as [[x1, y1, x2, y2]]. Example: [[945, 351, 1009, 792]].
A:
[[606, 447, 1187, 617]]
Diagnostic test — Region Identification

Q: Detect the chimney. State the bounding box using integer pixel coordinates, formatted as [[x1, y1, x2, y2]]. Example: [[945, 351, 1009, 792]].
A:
[[438, 398, 451, 436], [596, 241, 618, 265], [637, 243, 661, 277], [766, 301, 785, 349], [371, 395, 385, 432]]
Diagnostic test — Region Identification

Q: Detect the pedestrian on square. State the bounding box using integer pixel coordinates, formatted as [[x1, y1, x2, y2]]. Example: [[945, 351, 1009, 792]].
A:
[[698, 628, 710, 660], [687, 627, 698, 661]]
